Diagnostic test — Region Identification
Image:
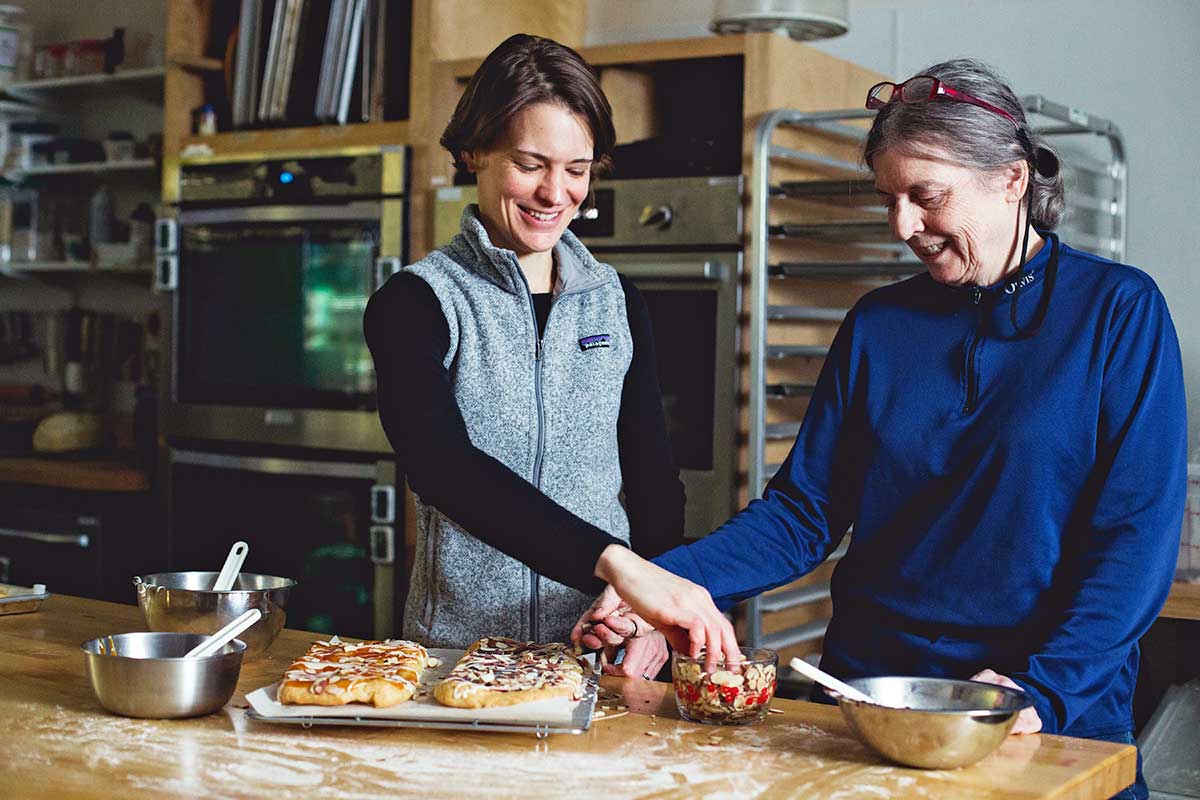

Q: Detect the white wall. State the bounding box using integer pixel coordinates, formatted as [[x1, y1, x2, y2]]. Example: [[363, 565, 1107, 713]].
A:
[[586, 0, 1200, 454]]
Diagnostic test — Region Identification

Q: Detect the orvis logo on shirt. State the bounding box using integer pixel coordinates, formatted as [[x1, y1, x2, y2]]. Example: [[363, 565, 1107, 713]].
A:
[[578, 334, 611, 352], [1004, 271, 1038, 294]]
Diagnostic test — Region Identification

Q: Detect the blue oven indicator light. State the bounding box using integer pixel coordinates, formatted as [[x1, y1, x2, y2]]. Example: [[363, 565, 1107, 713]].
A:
[[279, 171, 295, 184]]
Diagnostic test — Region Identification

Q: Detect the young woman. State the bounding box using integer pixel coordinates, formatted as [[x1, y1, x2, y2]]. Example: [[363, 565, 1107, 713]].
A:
[[364, 34, 683, 680]]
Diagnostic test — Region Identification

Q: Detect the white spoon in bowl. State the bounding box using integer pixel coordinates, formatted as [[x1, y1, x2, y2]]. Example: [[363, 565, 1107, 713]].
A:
[[788, 656, 883, 705], [212, 541, 249, 591], [185, 608, 262, 659]]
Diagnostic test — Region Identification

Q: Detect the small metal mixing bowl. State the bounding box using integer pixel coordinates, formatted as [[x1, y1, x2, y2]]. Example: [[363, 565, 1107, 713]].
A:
[[135, 571, 297, 658], [835, 676, 1033, 769], [81, 632, 246, 718]]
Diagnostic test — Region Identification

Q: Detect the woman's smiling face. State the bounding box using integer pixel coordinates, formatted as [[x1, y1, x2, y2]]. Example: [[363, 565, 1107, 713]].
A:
[[872, 145, 1026, 287], [467, 101, 594, 258]]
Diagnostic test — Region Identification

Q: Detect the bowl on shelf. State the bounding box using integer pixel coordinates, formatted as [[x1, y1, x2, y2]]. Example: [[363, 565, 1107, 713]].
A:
[[81, 631, 246, 718], [672, 646, 778, 725], [134, 571, 297, 658], [831, 676, 1032, 769]]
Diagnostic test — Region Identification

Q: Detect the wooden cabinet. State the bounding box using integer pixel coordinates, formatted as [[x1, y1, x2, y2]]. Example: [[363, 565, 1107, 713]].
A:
[[157, 0, 586, 262]]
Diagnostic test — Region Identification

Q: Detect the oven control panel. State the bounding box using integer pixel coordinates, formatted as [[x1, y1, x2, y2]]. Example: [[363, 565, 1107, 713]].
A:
[[568, 175, 742, 249], [180, 152, 406, 204]]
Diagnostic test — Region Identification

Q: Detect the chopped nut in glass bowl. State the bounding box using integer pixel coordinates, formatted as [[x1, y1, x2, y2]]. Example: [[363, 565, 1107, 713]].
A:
[[672, 647, 778, 725]]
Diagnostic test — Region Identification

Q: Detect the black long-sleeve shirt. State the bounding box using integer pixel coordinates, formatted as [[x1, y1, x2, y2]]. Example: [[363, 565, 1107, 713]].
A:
[[364, 271, 685, 596]]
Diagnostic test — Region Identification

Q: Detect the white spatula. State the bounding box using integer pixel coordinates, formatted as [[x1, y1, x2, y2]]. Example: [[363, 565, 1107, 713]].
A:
[[212, 541, 249, 591], [789, 656, 881, 705], [185, 608, 262, 659]]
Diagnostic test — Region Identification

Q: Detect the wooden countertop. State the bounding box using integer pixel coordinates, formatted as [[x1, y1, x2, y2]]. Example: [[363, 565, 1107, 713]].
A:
[[0, 595, 1135, 799], [0, 456, 149, 492]]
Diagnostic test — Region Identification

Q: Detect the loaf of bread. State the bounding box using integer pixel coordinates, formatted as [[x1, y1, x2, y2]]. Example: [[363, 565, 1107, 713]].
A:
[[32, 412, 103, 453], [278, 636, 430, 708], [434, 637, 589, 708]]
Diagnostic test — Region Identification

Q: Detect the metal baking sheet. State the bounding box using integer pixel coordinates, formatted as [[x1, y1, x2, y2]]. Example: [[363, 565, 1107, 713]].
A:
[[0, 583, 49, 615], [244, 646, 598, 736]]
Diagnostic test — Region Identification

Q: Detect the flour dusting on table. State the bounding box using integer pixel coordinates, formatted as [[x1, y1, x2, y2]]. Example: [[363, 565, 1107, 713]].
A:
[[6, 700, 938, 799]]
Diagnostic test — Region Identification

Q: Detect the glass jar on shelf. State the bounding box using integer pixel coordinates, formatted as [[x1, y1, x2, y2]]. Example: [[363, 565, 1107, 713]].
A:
[[103, 130, 136, 162], [34, 43, 65, 79], [63, 39, 106, 77]]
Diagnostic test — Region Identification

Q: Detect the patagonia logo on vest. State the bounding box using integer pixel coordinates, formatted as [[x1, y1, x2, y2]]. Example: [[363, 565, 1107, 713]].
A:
[[1005, 272, 1037, 294], [578, 333, 611, 352]]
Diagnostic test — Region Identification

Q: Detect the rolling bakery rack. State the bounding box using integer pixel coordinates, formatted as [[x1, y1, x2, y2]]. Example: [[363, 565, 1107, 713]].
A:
[[740, 100, 1128, 663]]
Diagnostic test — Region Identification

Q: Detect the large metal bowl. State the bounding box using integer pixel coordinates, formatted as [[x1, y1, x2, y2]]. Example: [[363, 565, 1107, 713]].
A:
[[835, 676, 1033, 769], [135, 571, 297, 658], [81, 632, 246, 718]]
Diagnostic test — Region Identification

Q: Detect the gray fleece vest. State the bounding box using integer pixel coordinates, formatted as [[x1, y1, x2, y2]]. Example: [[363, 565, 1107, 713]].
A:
[[402, 206, 632, 647]]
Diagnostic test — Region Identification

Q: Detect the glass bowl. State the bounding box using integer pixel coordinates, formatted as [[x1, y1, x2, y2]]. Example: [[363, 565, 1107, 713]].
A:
[[672, 646, 778, 725]]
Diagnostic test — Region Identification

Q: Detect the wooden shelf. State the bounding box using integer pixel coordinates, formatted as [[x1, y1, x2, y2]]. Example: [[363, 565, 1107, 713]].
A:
[[7, 158, 157, 178], [0, 457, 149, 492], [6, 67, 166, 94], [1161, 580, 1200, 621], [178, 120, 412, 161]]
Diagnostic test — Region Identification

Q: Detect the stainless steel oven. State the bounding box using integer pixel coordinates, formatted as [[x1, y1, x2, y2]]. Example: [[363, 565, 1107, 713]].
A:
[[575, 176, 742, 539], [434, 175, 742, 539], [156, 148, 408, 637], [166, 448, 399, 638], [157, 147, 407, 453]]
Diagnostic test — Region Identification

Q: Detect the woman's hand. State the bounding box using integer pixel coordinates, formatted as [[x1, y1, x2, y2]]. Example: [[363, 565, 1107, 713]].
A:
[[573, 587, 639, 650], [606, 630, 669, 680], [577, 545, 741, 669], [570, 595, 666, 677], [971, 668, 1042, 734]]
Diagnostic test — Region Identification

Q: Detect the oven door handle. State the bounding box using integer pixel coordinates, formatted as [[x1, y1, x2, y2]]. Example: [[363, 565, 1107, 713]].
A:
[[616, 261, 726, 281], [0, 527, 91, 548], [178, 202, 384, 225], [171, 449, 379, 479]]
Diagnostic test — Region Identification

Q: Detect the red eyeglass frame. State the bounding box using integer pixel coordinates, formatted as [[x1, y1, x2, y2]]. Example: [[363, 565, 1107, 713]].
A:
[[866, 75, 1017, 127]]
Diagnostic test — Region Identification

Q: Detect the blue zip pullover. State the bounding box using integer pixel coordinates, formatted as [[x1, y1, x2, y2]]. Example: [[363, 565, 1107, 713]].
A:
[[655, 234, 1186, 736]]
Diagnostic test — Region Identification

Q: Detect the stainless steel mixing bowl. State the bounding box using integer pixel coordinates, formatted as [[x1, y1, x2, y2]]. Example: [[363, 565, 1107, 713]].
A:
[[835, 676, 1033, 769], [135, 571, 297, 658], [81, 632, 246, 718]]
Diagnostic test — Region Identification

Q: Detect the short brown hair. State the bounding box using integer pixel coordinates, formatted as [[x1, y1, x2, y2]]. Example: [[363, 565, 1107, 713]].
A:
[[440, 34, 615, 176]]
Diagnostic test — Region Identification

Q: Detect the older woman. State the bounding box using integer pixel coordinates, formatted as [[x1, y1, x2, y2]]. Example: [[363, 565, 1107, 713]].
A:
[[364, 34, 684, 680], [576, 59, 1182, 799]]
